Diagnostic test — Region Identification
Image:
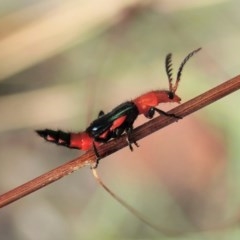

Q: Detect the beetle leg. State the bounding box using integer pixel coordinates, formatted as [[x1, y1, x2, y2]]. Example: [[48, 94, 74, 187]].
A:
[[145, 107, 155, 118], [91, 142, 101, 168], [114, 126, 138, 151], [146, 107, 182, 119], [126, 127, 139, 151], [98, 110, 105, 118], [113, 128, 124, 138]]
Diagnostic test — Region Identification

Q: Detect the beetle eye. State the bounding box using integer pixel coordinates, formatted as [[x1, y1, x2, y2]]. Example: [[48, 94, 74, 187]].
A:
[[168, 92, 174, 99]]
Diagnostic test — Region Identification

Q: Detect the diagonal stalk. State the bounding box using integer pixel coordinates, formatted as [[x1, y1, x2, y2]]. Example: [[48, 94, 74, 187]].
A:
[[0, 75, 239, 208]]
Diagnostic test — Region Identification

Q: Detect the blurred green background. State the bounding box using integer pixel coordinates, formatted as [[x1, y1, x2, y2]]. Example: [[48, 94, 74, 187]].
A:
[[0, 0, 240, 239]]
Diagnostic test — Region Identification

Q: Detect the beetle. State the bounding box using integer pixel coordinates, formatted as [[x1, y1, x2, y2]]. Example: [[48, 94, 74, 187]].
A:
[[36, 48, 201, 166]]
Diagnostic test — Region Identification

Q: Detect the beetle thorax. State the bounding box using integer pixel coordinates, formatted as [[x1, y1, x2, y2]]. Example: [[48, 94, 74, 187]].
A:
[[133, 90, 181, 115]]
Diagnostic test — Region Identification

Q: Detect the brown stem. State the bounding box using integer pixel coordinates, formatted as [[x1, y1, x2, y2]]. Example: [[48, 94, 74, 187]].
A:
[[0, 75, 240, 208]]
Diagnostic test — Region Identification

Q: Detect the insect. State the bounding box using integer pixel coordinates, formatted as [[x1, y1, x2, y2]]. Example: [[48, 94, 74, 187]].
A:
[[36, 48, 201, 166]]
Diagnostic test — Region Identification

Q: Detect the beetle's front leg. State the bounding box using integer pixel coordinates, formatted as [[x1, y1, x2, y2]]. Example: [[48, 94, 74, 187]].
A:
[[145, 107, 182, 119]]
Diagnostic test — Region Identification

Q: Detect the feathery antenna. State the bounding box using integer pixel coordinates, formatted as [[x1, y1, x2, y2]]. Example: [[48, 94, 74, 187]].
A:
[[165, 48, 201, 94], [165, 53, 173, 91], [173, 48, 202, 93]]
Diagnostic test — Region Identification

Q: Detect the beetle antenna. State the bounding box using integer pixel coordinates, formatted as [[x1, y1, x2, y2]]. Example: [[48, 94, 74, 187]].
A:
[[165, 53, 173, 92], [173, 48, 202, 93]]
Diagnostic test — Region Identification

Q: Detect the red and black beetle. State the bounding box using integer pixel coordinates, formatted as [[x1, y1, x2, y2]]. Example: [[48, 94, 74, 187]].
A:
[[37, 48, 201, 166]]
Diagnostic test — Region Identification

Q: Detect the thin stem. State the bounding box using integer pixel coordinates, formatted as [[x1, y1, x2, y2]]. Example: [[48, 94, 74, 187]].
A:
[[92, 168, 186, 236], [0, 75, 240, 208], [92, 166, 240, 235]]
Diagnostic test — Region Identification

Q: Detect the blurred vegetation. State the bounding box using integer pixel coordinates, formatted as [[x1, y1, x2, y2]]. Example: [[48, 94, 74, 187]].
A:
[[0, 0, 240, 239]]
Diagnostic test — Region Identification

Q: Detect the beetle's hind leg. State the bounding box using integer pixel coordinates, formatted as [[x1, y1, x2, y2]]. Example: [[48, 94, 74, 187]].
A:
[[91, 132, 114, 168], [91, 142, 101, 168]]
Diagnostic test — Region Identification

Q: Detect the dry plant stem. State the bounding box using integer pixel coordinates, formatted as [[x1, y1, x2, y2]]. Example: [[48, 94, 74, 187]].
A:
[[92, 166, 240, 235], [92, 168, 186, 236], [0, 75, 240, 208]]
